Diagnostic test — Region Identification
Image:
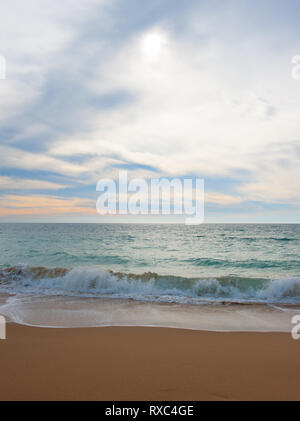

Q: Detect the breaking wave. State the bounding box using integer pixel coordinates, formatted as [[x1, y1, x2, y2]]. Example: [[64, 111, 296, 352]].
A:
[[1, 265, 300, 305]]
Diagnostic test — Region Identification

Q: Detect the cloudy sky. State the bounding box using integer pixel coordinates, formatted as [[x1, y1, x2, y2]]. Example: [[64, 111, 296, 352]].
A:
[[0, 0, 300, 222]]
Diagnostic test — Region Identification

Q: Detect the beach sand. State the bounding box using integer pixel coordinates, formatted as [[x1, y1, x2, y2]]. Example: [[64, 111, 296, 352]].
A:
[[0, 323, 300, 400]]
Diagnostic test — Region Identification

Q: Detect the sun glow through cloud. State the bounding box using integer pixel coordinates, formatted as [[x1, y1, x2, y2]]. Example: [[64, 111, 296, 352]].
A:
[[140, 30, 168, 62]]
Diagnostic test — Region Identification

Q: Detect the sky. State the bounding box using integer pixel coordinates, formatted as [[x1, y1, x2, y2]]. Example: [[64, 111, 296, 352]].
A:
[[0, 0, 300, 223]]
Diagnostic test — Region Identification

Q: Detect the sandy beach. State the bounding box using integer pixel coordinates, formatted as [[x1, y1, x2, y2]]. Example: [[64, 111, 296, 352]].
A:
[[0, 323, 300, 401]]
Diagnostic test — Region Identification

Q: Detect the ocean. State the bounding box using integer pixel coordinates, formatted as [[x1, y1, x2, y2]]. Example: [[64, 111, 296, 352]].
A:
[[0, 223, 299, 331]]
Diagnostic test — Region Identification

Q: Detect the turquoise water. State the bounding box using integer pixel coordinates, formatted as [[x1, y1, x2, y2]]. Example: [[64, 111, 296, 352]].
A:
[[0, 223, 300, 305]]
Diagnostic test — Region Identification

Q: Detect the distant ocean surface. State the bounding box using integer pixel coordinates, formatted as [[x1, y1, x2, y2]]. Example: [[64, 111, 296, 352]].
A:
[[0, 223, 300, 330]]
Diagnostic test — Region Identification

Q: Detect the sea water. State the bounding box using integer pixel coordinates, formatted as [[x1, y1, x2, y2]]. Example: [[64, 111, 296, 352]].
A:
[[0, 223, 299, 330]]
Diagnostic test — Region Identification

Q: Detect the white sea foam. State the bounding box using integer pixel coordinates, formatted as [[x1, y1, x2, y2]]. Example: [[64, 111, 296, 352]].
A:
[[0, 265, 300, 305]]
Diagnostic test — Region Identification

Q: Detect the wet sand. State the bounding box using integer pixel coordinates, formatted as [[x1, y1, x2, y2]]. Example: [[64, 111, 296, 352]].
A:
[[0, 323, 300, 400]]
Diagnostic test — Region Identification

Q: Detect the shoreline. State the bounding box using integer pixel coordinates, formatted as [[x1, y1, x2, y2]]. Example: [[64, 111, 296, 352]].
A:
[[0, 323, 300, 400], [0, 293, 297, 332]]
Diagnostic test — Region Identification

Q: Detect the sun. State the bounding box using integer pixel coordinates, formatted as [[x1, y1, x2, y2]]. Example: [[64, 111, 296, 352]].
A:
[[141, 31, 167, 62]]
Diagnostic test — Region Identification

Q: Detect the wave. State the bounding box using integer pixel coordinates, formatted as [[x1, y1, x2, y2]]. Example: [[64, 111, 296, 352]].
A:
[[183, 257, 300, 269], [220, 236, 297, 242], [1, 265, 300, 305], [267, 237, 297, 242]]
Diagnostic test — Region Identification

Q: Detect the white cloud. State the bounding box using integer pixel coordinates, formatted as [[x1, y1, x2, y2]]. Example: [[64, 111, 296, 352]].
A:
[[0, 0, 110, 124], [205, 192, 243, 206], [0, 1, 300, 211], [0, 176, 68, 190], [0, 145, 87, 177], [45, 22, 300, 205]]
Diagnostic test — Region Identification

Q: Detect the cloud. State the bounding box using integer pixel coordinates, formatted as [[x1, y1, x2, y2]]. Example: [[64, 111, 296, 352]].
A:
[[0, 194, 95, 216], [0, 176, 68, 190], [205, 192, 243, 206], [46, 18, 300, 186], [237, 140, 300, 203], [0, 0, 300, 220], [0, 145, 87, 177]]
